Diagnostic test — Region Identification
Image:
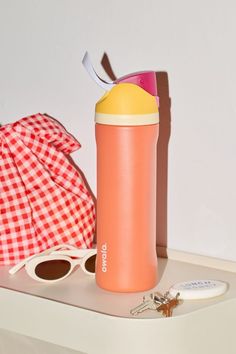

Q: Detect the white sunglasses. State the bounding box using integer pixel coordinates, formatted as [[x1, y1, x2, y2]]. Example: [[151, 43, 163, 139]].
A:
[[9, 244, 97, 283]]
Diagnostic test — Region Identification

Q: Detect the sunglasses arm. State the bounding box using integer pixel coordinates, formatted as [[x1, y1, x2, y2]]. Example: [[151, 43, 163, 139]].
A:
[[9, 254, 36, 275], [51, 249, 94, 258]]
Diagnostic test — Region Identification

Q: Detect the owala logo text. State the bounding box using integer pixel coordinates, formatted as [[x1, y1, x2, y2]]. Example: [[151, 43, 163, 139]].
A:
[[101, 243, 107, 272]]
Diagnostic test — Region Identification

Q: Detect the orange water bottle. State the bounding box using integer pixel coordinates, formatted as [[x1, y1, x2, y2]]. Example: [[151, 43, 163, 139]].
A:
[[95, 81, 159, 292]]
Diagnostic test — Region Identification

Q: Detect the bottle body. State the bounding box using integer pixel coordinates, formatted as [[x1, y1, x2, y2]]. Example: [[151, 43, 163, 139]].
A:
[[95, 123, 159, 292]]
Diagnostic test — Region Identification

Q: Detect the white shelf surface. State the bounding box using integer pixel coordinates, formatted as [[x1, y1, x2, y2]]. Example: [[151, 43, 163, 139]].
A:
[[0, 256, 236, 354]]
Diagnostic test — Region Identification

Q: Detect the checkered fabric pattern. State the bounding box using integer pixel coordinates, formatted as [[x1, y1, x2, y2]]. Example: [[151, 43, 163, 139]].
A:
[[0, 113, 95, 265]]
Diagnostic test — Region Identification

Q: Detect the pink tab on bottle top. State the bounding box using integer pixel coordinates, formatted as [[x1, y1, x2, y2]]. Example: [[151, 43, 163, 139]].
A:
[[82, 52, 159, 105], [116, 71, 158, 96]]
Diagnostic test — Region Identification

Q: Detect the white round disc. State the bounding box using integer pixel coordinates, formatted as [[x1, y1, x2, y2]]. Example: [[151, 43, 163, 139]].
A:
[[169, 280, 228, 300]]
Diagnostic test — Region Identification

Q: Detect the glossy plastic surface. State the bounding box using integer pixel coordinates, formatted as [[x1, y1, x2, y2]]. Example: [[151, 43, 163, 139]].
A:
[[95, 83, 158, 116], [116, 71, 158, 96]]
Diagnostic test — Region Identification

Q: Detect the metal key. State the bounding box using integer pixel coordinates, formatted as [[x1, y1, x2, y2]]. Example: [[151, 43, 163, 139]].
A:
[[156, 292, 180, 317], [153, 292, 170, 305], [130, 294, 161, 316]]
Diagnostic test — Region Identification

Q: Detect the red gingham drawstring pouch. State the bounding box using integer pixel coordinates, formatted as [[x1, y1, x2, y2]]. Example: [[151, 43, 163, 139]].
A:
[[0, 113, 96, 265]]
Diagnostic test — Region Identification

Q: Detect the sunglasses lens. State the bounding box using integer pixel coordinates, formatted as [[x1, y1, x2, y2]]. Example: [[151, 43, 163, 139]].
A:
[[84, 254, 96, 274], [35, 260, 71, 280]]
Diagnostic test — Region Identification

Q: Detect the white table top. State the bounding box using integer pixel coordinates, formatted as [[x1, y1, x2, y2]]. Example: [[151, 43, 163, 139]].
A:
[[1, 256, 236, 354], [0, 256, 236, 319]]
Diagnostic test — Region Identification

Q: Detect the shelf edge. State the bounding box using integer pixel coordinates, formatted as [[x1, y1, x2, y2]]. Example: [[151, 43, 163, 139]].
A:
[[157, 246, 236, 273]]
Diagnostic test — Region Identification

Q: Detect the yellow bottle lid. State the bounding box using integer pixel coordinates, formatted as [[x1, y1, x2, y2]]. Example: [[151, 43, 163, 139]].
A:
[[95, 83, 159, 126]]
